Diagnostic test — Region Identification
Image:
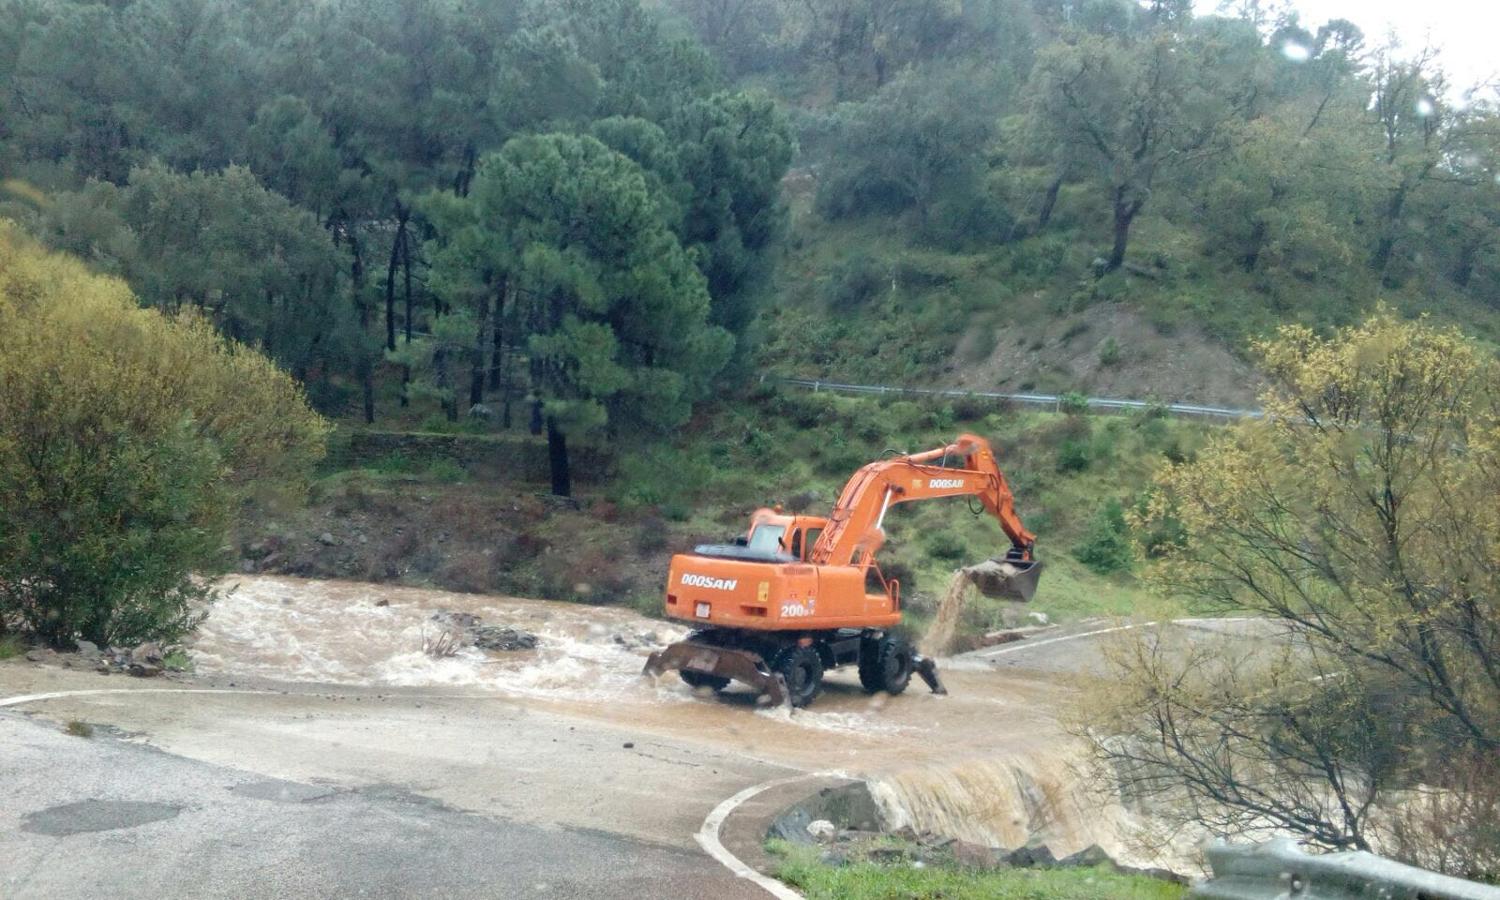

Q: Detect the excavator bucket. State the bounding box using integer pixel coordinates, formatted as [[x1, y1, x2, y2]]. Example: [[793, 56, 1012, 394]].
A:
[[643, 641, 791, 708], [963, 559, 1044, 602]]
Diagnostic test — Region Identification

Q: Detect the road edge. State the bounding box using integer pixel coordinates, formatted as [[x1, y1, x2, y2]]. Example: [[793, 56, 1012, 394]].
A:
[[699, 771, 859, 900]]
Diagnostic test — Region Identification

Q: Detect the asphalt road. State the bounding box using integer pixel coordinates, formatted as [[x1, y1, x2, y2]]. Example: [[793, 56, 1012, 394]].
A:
[[0, 684, 776, 900], [0, 583, 1277, 900]]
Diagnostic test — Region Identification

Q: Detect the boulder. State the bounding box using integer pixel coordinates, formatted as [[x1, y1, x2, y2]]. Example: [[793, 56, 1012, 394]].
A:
[[1058, 844, 1115, 869], [951, 840, 1001, 869], [432, 611, 481, 629], [131, 642, 164, 665], [471, 626, 537, 651], [1004, 845, 1058, 869], [317, 532, 337, 546], [806, 819, 838, 842], [75, 640, 100, 659]]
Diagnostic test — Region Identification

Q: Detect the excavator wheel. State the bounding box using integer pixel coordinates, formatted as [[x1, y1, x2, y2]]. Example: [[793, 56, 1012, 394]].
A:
[[679, 670, 731, 692], [771, 645, 824, 708], [858, 635, 913, 696]]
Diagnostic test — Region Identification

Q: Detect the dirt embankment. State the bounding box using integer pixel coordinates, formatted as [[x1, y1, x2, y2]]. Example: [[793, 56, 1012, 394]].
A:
[[234, 476, 715, 610], [949, 302, 1263, 408]]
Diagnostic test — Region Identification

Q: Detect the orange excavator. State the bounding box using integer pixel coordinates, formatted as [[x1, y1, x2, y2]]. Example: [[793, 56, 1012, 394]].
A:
[[643, 433, 1041, 708]]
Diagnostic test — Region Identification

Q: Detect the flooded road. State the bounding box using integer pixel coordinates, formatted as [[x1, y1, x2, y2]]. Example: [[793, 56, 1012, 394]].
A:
[[1, 574, 1208, 898], [182, 576, 1143, 862]]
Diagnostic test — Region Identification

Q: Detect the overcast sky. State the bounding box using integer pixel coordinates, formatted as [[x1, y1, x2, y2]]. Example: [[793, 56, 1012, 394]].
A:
[[1201, 0, 1499, 90]]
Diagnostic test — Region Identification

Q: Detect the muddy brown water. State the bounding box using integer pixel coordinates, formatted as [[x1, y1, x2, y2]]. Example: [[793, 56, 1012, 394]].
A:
[[187, 575, 1172, 868]]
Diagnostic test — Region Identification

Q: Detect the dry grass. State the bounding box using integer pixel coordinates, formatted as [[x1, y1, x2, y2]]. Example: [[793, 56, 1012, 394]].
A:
[[422, 628, 463, 658]]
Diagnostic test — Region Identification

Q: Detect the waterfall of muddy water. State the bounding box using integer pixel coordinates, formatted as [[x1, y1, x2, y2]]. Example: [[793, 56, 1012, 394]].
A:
[[920, 571, 972, 656], [868, 746, 1183, 869]]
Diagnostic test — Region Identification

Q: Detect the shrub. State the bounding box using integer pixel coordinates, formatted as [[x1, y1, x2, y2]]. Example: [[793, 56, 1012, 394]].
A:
[[1055, 439, 1091, 473], [950, 393, 993, 423], [425, 459, 467, 483], [0, 226, 328, 647], [1058, 391, 1090, 416], [923, 530, 968, 562], [1074, 499, 1133, 574], [819, 253, 886, 311], [1098, 336, 1122, 367]]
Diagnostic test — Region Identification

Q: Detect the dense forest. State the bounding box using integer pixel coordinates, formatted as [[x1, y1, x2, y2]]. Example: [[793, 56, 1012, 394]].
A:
[[2, 0, 1498, 496]]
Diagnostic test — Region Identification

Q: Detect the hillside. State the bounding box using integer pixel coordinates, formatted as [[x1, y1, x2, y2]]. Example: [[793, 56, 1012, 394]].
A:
[[3, 0, 1499, 635]]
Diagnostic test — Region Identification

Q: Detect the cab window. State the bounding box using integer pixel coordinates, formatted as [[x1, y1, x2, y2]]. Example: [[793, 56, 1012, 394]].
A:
[[802, 528, 823, 559], [747, 524, 787, 554]]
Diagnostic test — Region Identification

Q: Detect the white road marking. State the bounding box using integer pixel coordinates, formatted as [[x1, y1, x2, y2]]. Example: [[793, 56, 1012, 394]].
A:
[[0, 687, 281, 708], [978, 623, 1144, 658], [697, 772, 851, 900], [978, 616, 1260, 659]]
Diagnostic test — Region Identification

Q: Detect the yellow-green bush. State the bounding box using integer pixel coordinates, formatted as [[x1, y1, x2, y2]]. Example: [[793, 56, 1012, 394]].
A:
[[0, 223, 329, 646]]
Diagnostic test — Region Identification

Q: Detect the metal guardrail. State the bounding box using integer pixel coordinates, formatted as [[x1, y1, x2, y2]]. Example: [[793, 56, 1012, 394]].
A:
[[1190, 840, 1500, 899], [769, 376, 1263, 421]]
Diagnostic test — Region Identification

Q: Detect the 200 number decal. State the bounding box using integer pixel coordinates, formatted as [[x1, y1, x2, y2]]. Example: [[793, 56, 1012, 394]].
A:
[[780, 602, 812, 618]]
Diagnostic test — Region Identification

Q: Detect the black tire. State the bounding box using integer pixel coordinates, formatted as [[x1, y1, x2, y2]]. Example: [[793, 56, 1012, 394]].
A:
[[859, 636, 913, 695], [857, 637, 885, 692], [772, 644, 824, 708], [679, 669, 730, 691]]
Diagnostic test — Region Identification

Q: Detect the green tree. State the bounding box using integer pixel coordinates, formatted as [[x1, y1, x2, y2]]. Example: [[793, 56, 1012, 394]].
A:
[[0, 224, 328, 647], [114, 163, 353, 389], [1024, 27, 1240, 270], [1087, 313, 1500, 876], [1073, 498, 1132, 574], [425, 133, 732, 495], [815, 66, 1000, 232]]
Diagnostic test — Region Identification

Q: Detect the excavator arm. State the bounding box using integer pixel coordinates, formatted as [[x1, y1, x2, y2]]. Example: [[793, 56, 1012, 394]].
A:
[[809, 433, 1041, 600]]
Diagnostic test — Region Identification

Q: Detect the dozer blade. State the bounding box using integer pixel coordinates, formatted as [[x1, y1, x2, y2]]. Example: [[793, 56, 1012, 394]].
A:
[[643, 640, 790, 709], [963, 559, 1044, 602]]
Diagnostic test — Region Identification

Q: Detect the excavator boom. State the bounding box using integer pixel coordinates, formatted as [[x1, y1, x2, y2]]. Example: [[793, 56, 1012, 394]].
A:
[[810, 433, 1040, 600]]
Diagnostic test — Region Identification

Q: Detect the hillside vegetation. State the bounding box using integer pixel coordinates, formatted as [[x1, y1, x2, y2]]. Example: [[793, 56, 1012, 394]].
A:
[[2, 0, 1497, 624]]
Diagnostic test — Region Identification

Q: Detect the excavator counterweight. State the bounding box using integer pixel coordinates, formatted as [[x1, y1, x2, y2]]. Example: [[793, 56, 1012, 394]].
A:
[[642, 433, 1040, 709]]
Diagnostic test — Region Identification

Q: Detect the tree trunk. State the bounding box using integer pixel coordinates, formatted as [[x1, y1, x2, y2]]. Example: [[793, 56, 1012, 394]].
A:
[[434, 344, 457, 422], [349, 224, 375, 424], [1107, 188, 1140, 272], [1455, 241, 1480, 288], [455, 143, 477, 197], [1372, 182, 1410, 276], [399, 226, 413, 407], [1037, 175, 1063, 230], [468, 286, 493, 408], [546, 417, 571, 498], [384, 210, 408, 353], [1242, 219, 1267, 272], [488, 285, 505, 391]]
